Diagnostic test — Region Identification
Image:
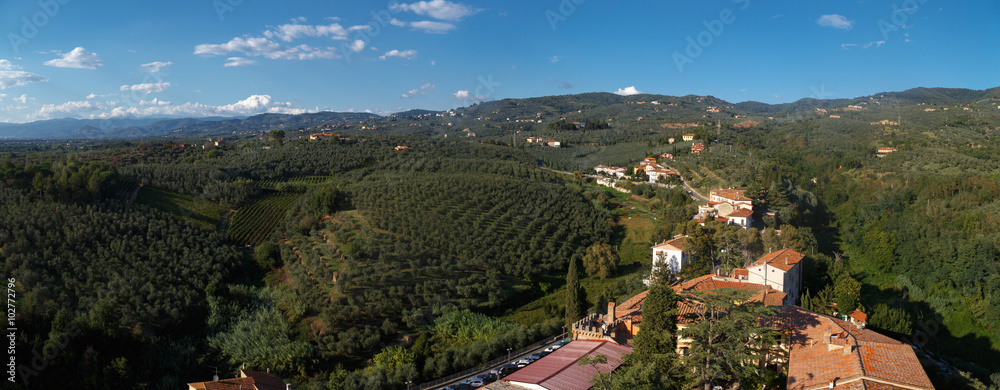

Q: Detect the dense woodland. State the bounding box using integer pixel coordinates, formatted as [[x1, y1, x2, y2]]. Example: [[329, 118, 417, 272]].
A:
[[1, 88, 1000, 389]]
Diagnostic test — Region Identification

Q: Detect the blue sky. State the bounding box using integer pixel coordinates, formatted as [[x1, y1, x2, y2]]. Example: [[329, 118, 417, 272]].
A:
[[0, 0, 997, 123]]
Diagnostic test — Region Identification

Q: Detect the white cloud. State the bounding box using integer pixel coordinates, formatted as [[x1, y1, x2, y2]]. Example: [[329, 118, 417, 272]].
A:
[[86, 93, 98, 99], [773, 93, 783, 99], [402, 83, 436, 98], [348, 25, 371, 31], [30, 100, 106, 120], [44, 47, 103, 69], [265, 22, 350, 41], [93, 94, 309, 119], [548, 55, 561, 63], [817, 14, 854, 30], [452, 90, 485, 101], [0, 60, 48, 89], [13, 94, 29, 104], [379, 49, 418, 60], [613, 86, 641, 96], [408, 20, 456, 34], [224, 57, 260, 67], [120, 81, 171, 94], [141, 61, 173, 73], [863, 40, 886, 49], [138, 98, 170, 106], [390, 18, 407, 27], [349, 39, 366, 52], [390, 0, 481, 21], [194, 36, 337, 60]]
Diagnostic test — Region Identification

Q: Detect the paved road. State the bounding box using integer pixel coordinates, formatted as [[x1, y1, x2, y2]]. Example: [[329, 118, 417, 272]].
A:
[[437, 339, 567, 389]]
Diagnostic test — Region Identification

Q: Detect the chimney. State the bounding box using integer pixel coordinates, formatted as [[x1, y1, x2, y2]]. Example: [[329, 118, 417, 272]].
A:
[[606, 302, 616, 324], [287, 384, 292, 390], [843, 345, 852, 356], [266, 368, 270, 374]]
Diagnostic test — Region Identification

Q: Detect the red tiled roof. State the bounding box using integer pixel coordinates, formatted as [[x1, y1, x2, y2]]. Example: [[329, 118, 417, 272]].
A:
[[615, 290, 648, 318], [727, 209, 753, 218], [850, 310, 868, 323], [652, 236, 688, 252], [780, 306, 934, 390], [674, 274, 786, 306], [732, 268, 749, 278], [711, 188, 752, 202], [188, 370, 286, 390], [504, 340, 631, 390], [751, 248, 805, 272]]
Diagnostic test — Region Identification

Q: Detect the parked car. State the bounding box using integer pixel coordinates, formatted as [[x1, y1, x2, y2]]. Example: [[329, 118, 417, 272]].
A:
[[494, 363, 518, 377], [463, 378, 485, 387], [478, 373, 497, 383], [515, 359, 531, 368], [453, 384, 472, 390]]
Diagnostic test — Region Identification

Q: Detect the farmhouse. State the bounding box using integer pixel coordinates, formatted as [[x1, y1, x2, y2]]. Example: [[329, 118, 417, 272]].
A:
[[650, 235, 690, 277]]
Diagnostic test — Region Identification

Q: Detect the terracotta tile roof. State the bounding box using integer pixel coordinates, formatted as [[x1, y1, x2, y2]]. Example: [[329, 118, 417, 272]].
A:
[[779, 306, 934, 390], [652, 236, 688, 252], [850, 310, 868, 323], [202, 378, 256, 390], [674, 274, 786, 306], [187, 370, 286, 390], [751, 248, 805, 272], [615, 290, 648, 318], [727, 209, 754, 218], [711, 188, 752, 202], [242, 371, 287, 390], [732, 268, 749, 278]]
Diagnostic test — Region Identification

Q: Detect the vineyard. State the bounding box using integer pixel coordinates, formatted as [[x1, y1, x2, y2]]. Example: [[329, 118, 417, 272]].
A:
[[134, 186, 227, 228], [256, 175, 336, 191], [105, 179, 140, 203], [348, 172, 612, 277], [227, 192, 303, 246]]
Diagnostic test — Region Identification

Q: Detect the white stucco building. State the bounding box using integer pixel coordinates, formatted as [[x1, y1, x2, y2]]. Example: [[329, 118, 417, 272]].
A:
[[744, 248, 804, 305]]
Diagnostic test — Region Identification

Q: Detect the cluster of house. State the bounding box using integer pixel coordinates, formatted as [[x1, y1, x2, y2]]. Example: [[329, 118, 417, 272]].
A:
[[634, 157, 680, 183], [692, 188, 755, 229], [593, 165, 627, 178], [561, 243, 936, 390], [877, 147, 897, 157], [526, 137, 561, 147], [308, 133, 350, 142]]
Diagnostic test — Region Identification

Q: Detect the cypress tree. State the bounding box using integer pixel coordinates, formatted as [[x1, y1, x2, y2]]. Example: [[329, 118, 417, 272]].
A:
[[565, 255, 586, 326]]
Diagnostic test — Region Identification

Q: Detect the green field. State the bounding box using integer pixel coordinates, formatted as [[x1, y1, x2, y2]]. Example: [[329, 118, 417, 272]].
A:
[[227, 192, 302, 246]]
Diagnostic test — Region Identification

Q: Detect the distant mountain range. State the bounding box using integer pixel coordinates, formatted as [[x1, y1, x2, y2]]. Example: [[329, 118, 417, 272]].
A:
[[2, 86, 998, 140]]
